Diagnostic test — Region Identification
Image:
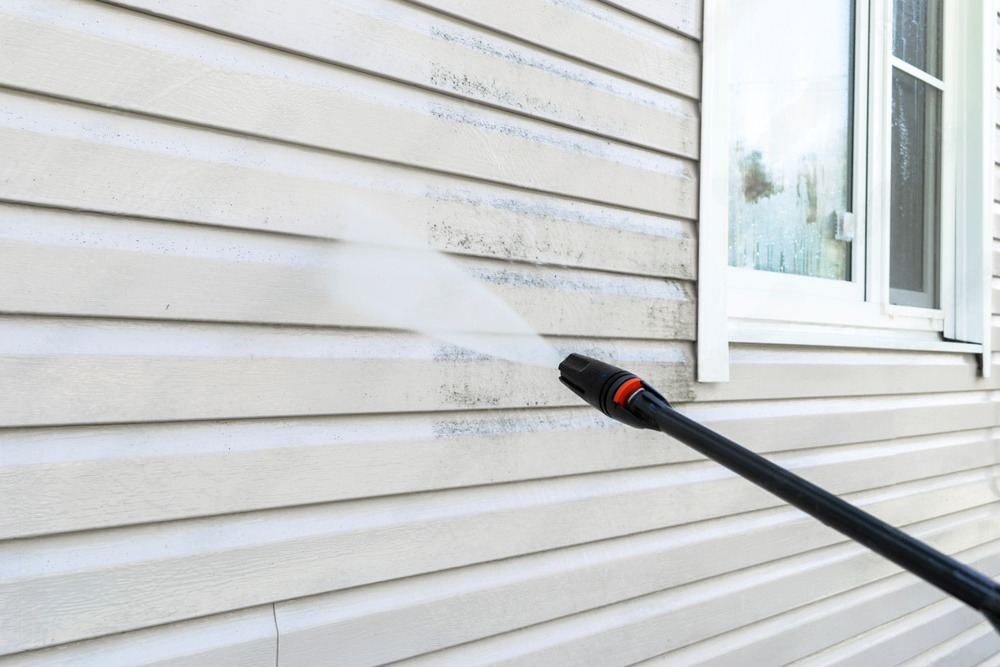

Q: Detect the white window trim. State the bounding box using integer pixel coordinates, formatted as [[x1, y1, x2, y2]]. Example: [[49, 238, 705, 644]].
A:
[[697, 0, 994, 382]]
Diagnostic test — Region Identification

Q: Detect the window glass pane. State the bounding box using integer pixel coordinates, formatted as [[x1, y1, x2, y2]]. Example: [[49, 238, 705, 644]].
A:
[[727, 0, 854, 281], [889, 68, 940, 308], [892, 0, 942, 78]]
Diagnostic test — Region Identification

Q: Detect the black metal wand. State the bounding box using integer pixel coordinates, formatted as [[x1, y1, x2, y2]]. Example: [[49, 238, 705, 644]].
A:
[[558, 353, 1000, 633]]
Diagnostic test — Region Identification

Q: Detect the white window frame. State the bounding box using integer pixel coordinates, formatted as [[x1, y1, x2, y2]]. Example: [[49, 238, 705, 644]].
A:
[[698, 0, 994, 382]]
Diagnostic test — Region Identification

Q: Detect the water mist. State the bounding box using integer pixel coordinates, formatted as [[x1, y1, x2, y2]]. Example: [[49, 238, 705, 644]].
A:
[[323, 204, 562, 368]]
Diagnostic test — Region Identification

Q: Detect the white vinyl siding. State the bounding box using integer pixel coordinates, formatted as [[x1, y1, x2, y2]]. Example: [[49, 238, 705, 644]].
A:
[[3, 0, 1000, 664], [0, 0, 698, 661]]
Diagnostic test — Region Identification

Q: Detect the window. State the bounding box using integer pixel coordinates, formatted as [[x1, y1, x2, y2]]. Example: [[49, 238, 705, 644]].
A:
[[698, 0, 994, 381], [727, 0, 857, 285]]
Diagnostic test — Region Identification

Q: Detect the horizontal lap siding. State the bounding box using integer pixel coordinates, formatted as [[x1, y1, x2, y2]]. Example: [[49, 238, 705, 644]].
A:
[[277, 479, 1000, 665], [1, 0, 703, 662], [6, 391, 997, 539], [5, 1, 998, 666]]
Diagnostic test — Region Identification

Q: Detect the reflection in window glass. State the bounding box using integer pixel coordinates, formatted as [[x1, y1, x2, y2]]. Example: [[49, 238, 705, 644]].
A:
[[888, 67, 941, 308], [727, 0, 854, 281], [892, 0, 942, 78]]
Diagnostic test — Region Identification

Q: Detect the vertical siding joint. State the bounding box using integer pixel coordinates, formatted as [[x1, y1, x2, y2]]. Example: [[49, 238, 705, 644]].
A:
[[272, 603, 280, 667]]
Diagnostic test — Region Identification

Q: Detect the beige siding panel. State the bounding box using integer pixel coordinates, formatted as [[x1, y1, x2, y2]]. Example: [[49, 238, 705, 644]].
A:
[[402, 528, 1000, 666], [601, 0, 701, 39], [897, 622, 1000, 666], [3, 464, 994, 654], [0, 80, 694, 222], [793, 598, 983, 666], [0, 408, 682, 539], [0, 608, 276, 667], [275, 498, 998, 666], [6, 394, 994, 538], [0, 316, 693, 428], [0, 97, 695, 278], [694, 345, 989, 401], [693, 391, 1000, 453], [2, 410, 992, 541], [407, 0, 700, 96], [5, 398, 994, 539], [643, 544, 1000, 666], [69, 0, 697, 157], [0, 206, 694, 340]]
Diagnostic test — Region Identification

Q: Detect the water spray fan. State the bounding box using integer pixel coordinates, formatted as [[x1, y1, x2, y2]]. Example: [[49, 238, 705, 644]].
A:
[[559, 353, 1000, 634]]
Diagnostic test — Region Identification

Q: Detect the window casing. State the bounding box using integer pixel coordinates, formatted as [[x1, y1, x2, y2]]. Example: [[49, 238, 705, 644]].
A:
[[697, 0, 994, 381]]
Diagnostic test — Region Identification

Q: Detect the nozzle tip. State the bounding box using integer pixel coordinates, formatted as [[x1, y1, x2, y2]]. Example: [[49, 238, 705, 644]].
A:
[[557, 353, 665, 430]]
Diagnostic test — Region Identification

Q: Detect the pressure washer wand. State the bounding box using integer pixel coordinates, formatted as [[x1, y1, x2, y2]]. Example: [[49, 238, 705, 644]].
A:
[[558, 353, 1000, 633]]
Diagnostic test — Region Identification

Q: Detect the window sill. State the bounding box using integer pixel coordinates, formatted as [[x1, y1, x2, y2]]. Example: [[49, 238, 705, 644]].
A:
[[728, 271, 945, 334], [729, 318, 983, 354]]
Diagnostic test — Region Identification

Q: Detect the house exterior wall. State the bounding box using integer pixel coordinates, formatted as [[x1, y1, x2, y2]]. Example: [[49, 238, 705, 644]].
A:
[[0, 0, 998, 664]]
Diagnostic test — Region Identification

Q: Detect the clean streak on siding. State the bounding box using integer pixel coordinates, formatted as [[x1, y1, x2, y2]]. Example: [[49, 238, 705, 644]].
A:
[[0, 315, 694, 428], [0, 206, 695, 340]]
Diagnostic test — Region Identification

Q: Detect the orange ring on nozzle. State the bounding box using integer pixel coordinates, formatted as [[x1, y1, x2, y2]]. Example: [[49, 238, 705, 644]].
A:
[[613, 377, 644, 406]]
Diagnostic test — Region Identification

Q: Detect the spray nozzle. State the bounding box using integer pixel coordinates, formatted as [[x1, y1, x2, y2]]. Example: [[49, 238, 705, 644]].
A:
[[558, 354, 668, 430]]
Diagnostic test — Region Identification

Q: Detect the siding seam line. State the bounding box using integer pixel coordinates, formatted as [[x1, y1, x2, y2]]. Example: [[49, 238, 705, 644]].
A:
[[271, 603, 279, 667]]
